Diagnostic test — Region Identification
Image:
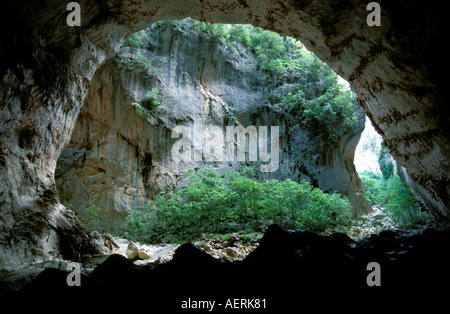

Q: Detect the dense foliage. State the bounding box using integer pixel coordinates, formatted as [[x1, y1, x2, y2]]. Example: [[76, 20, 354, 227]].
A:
[[378, 142, 395, 180], [359, 170, 427, 228], [126, 168, 352, 243]]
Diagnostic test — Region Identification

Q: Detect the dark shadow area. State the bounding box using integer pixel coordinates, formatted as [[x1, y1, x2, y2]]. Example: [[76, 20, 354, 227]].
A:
[[11, 224, 449, 311]]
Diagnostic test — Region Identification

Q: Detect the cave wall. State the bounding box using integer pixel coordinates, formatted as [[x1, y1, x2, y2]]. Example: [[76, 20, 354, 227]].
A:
[[1, 0, 448, 266]]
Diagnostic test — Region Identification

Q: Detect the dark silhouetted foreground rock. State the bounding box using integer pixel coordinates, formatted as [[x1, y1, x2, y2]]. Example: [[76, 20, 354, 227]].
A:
[[8, 224, 450, 311], [244, 224, 301, 268]]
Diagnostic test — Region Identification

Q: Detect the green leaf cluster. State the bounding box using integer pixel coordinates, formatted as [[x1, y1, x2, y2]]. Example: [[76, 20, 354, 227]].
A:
[[126, 168, 352, 243], [378, 143, 394, 180], [300, 83, 358, 142], [123, 30, 152, 53], [142, 88, 161, 110], [359, 171, 428, 228]]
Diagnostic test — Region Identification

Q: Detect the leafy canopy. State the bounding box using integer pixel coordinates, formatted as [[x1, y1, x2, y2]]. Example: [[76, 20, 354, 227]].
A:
[[126, 167, 352, 243]]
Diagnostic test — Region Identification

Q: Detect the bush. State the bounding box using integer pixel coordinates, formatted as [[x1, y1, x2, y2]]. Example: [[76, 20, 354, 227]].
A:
[[359, 171, 386, 205], [300, 83, 357, 143], [67, 203, 104, 233], [383, 176, 426, 228], [378, 143, 394, 180], [126, 168, 353, 243], [141, 88, 161, 110], [123, 30, 150, 53], [358, 170, 428, 228]]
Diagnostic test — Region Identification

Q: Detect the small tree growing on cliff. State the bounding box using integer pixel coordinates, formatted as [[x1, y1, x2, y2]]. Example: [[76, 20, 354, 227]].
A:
[[142, 88, 161, 109]]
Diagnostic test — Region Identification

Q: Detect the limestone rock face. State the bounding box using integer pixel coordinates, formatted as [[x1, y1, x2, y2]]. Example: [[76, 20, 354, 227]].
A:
[[55, 22, 371, 232], [1, 0, 448, 266]]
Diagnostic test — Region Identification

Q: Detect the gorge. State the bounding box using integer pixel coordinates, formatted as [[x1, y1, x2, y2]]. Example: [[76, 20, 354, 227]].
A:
[[0, 0, 449, 308]]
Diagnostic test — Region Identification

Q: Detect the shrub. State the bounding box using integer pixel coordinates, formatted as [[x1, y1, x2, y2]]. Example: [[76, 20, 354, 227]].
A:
[[378, 143, 394, 180], [359, 171, 386, 205], [358, 170, 428, 228], [383, 175, 426, 228], [123, 30, 150, 53], [126, 168, 353, 243], [141, 88, 161, 110], [300, 83, 357, 143]]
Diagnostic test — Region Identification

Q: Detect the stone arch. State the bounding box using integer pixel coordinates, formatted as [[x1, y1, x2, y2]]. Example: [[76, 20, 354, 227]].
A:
[[0, 0, 448, 266]]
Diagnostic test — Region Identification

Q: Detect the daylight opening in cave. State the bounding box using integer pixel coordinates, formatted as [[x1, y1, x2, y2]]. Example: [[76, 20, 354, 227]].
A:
[[55, 19, 430, 263]]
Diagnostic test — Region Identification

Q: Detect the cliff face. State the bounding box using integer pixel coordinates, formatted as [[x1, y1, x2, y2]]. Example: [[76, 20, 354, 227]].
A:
[[55, 22, 370, 233], [1, 0, 448, 267]]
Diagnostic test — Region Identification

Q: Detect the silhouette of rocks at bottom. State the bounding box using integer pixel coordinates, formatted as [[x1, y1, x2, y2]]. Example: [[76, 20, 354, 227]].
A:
[[13, 224, 450, 311]]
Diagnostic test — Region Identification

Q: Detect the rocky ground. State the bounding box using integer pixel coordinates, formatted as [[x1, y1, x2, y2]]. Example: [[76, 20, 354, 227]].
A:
[[114, 232, 262, 266], [113, 205, 399, 266], [347, 205, 397, 240], [10, 222, 450, 312], [0, 206, 414, 293], [1, 205, 435, 297], [0, 233, 263, 293]]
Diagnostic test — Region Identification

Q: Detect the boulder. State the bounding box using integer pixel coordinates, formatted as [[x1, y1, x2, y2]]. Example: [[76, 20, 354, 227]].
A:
[[170, 243, 219, 269], [125, 242, 140, 259], [285, 229, 323, 252], [138, 250, 151, 260], [226, 247, 238, 258], [244, 224, 300, 268]]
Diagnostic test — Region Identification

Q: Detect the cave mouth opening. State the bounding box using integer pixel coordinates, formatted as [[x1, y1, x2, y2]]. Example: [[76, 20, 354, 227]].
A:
[[56, 18, 434, 264]]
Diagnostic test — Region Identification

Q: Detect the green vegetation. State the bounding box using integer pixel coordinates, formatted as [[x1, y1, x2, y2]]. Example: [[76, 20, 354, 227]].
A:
[[115, 30, 156, 73], [133, 102, 146, 117], [126, 167, 352, 243], [118, 19, 358, 143], [123, 30, 152, 53], [359, 170, 427, 228], [378, 142, 394, 180], [142, 88, 161, 110], [359, 171, 386, 206], [132, 88, 169, 117]]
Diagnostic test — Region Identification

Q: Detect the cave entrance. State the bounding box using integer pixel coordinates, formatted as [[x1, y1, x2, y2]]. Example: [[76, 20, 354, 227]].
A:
[[0, 0, 450, 274], [55, 18, 428, 256], [1, 0, 447, 272]]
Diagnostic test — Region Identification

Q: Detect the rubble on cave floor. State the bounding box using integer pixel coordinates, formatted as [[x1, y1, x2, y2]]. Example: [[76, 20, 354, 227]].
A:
[[113, 232, 263, 265]]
